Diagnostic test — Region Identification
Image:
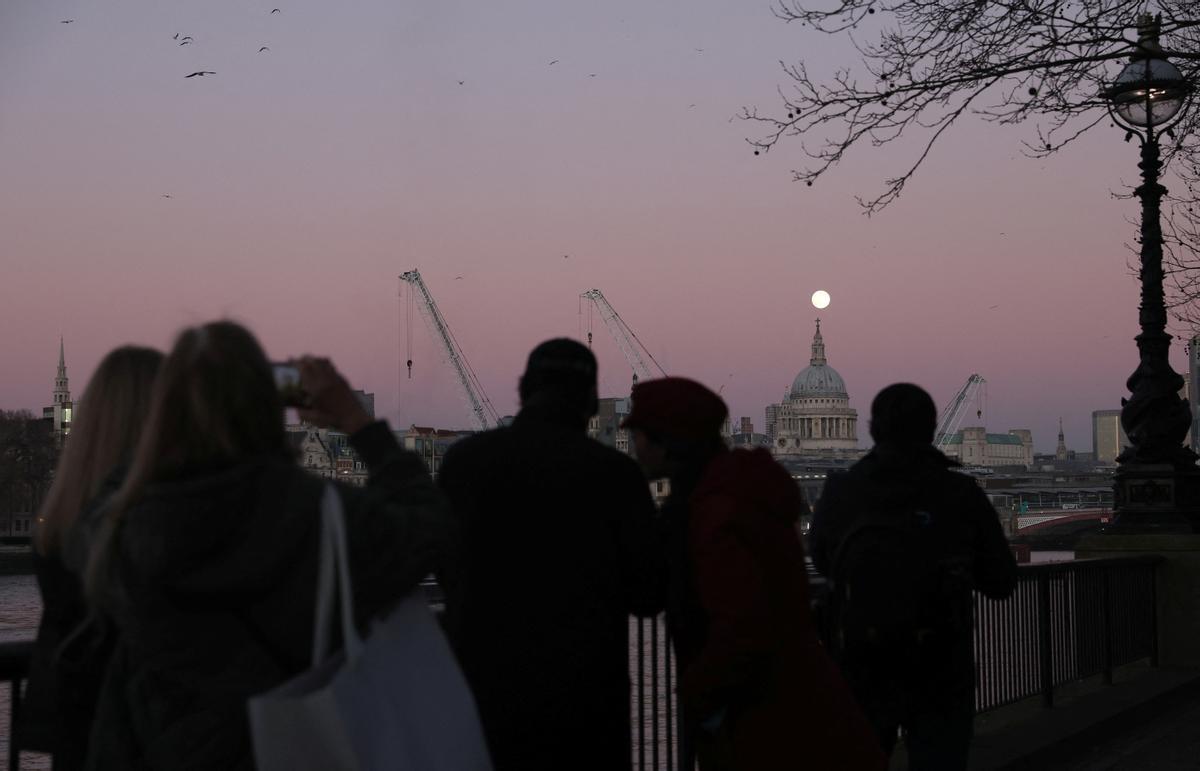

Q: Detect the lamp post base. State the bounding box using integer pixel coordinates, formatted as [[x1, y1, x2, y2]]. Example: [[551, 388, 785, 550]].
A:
[[1109, 462, 1200, 534]]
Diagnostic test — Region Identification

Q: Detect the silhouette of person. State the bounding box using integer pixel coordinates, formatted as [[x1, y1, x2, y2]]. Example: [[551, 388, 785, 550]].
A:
[[812, 383, 1017, 770], [624, 376, 884, 771], [26, 346, 163, 770], [438, 338, 665, 771], [84, 321, 449, 768]]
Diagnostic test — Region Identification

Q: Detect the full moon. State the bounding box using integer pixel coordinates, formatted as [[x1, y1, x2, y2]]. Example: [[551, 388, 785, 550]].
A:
[[811, 290, 831, 309]]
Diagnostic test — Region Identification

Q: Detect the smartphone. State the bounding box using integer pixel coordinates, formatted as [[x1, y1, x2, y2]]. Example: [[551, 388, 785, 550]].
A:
[[272, 363, 310, 408]]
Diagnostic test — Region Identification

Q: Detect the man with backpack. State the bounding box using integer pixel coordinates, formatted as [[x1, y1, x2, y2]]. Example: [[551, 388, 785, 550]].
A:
[[812, 383, 1017, 770]]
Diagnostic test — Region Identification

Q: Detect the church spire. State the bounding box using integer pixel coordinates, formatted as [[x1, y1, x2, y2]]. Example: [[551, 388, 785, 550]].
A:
[[810, 318, 827, 366], [1056, 417, 1067, 460], [53, 336, 70, 405]]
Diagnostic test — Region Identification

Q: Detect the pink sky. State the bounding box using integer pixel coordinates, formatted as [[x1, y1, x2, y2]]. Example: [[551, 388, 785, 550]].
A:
[[0, 0, 1181, 452]]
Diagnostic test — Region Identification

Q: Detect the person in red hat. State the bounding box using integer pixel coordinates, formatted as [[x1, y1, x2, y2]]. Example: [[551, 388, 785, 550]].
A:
[[624, 377, 884, 771]]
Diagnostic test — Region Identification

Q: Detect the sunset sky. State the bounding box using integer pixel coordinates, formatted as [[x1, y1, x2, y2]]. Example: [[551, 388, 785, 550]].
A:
[[1, 0, 1181, 452]]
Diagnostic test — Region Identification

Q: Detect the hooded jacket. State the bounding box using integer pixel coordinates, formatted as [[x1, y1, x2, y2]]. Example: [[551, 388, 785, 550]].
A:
[[666, 447, 885, 771], [86, 422, 449, 771]]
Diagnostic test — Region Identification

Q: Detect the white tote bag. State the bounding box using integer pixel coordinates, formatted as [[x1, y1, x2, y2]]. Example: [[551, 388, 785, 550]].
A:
[[248, 484, 493, 771]]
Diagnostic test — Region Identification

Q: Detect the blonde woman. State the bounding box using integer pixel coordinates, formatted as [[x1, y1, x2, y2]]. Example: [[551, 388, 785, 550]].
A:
[[26, 345, 163, 771], [85, 321, 449, 770]]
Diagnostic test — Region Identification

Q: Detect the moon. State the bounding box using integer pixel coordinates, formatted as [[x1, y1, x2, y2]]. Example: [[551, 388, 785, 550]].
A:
[[811, 290, 831, 309]]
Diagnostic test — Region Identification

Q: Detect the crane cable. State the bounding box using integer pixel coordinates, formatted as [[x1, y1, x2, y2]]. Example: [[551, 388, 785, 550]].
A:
[[405, 279, 413, 379]]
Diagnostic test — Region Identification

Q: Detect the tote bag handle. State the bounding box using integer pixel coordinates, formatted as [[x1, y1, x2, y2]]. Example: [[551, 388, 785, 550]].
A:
[[312, 483, 365, 667]]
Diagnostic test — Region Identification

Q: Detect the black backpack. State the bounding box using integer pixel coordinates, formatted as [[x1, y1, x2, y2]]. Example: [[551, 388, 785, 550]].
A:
[[829, 504, 973, 668]]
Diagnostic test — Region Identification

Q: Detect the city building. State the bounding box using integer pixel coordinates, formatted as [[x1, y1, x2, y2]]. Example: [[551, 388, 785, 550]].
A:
[[42, 338, 72, 442], [939, 427, 1034, 470], [768, 320, 860, 459], [399, 425, 473, 477], [588, 397, 632, 454], [730, 416, 771, 450], [1092, 409, 1130, 465]]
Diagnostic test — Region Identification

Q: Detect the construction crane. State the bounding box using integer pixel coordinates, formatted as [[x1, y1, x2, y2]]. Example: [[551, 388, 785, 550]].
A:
[[580, 289, 666, 386], [400, 270, 499, 431], [935, 374, 986, 450]]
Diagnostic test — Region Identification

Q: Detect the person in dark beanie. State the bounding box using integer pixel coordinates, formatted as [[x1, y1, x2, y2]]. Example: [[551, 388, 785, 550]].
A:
[[438, 339, 665, 771], [624, 377, 884, 771], [811, 383, 1017, 771]]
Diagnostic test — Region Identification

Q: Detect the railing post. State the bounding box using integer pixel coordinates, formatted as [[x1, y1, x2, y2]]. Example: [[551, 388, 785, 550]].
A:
[[1038, 572, 1053, 708], [651, 621, 659, 771], [1102, 568, 1114, 686], [637, 618, 646, 771]]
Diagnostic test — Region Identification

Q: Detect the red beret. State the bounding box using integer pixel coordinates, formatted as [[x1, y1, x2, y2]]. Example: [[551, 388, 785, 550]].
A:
[[622, 377, 728, 441]]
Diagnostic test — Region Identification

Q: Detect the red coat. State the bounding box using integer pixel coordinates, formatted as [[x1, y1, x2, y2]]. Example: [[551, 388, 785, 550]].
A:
[[679, 448, 884, 771]]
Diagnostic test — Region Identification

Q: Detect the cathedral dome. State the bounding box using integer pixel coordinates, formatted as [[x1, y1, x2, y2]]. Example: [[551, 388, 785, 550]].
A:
[[789, 319, 848, 398], [790, 363, 847, 398]]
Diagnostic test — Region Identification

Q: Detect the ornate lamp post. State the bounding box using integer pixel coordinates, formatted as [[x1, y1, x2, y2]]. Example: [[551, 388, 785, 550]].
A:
[[1106, 13, 1199, 531]]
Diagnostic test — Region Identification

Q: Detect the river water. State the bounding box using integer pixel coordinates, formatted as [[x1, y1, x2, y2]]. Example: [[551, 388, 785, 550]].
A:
[[1, 574, 49, 770]]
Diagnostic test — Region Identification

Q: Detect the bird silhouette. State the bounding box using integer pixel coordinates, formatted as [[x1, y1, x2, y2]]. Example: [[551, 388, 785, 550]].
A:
[[563, 254, 569, 259], [173, 33, 179, 39], [60, 19, 74, 23], [455, 275, 464, 280], [162, 194, 173, 199], [181, 36, 193, 41], [457, 80, 465, 85], [185, 71, 216, 78], [548, 59, 559, 65], [588, 73, 596, 78], [271, 8, 281, 13], [179, 40, 193, 45], [259, 46, 270, 52]]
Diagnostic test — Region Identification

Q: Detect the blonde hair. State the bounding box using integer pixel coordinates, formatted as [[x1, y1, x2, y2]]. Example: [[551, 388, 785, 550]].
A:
[[87, 321, 289, 599], [35, 346, 163, 555]]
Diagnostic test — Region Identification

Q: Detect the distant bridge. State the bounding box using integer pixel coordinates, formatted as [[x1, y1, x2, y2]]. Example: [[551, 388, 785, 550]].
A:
[[1015, 508, 1111, 533]]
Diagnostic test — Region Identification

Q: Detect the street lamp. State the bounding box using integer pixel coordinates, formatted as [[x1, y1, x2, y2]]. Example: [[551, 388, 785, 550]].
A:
[[1105, 13, 1199, 531]]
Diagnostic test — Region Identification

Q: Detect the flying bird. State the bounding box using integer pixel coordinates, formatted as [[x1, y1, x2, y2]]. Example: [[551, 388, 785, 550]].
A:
[[548, 59, 559, 65], [185, 71, 216, 78], [179, 40, 193, 45], [454, 275, 464, 280], [174, 33, 179, 39], [271, 8, 281, 13], [259, 46, 270, 52], [457, 80, 465, 85], [60, 19, 74, 23], [588, 73, 596, 78], [688, 103, 696, 109], [161, 194, 173, 199]]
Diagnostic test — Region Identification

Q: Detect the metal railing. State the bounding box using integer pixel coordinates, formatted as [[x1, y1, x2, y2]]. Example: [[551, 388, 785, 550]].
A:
[[1, 557, 1164, 771], [628, 556, 1163, 771], [629, 616, 681, 771], [973, 556, 1160, 712]]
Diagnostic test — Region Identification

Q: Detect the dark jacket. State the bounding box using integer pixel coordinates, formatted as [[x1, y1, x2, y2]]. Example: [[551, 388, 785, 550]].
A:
[[437, 406, 665, 771], [26, 472, 123, 771], [665, 447, 885, 771], [811, 442, 1018, 701], [86, 422, 449, 771]]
